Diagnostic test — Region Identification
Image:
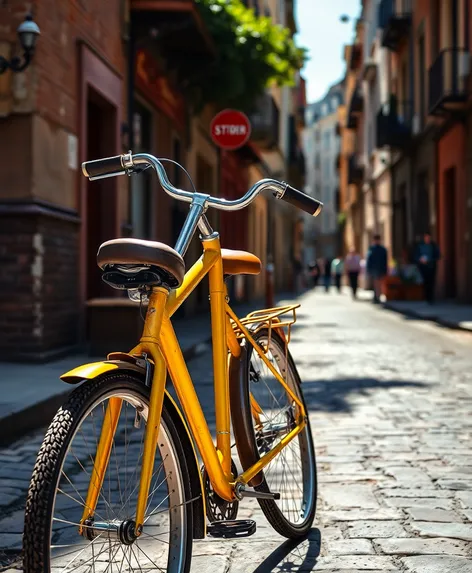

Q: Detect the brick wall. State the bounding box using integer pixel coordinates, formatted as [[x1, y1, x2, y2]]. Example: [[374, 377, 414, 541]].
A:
[[0, 208, 80, 361]]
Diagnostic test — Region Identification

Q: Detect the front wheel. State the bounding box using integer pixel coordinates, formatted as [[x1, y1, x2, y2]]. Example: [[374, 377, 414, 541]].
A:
[[23, 373, 193, 573], [232, 328, 317, 539]]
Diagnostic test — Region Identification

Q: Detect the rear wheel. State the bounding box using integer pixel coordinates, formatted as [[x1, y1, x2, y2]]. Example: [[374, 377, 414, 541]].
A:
[[23, 373, 193, 573], [233, 329, 317, 538]]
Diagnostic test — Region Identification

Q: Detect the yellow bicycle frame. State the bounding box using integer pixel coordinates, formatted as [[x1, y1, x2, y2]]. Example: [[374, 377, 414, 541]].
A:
[[80, 235, 307, 532]]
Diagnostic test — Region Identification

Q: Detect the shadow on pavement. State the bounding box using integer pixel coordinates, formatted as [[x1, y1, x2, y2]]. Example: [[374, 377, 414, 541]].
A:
[[301, 377, 428, 414], [251, 528, 321, 573]]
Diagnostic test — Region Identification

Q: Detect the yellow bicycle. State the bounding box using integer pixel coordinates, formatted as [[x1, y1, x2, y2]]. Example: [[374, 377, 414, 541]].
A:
[[23, 152, 322, 573]]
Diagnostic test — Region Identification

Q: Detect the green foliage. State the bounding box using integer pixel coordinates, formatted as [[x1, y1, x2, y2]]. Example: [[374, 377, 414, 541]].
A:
[[337, 212, 347, 226], [191, 0, 307, 111]]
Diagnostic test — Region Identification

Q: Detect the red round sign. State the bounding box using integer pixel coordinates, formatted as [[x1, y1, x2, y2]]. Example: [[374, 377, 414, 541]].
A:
[[210, 109, 251, 151]]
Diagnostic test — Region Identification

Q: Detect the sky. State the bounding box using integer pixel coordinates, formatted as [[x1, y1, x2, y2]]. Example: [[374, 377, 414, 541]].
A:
[[295, 0, 361, 104]]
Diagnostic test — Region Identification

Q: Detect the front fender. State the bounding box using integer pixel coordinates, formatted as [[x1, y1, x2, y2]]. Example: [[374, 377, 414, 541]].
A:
[[61, 352, 146, 384], [60, 354, 206, 539]]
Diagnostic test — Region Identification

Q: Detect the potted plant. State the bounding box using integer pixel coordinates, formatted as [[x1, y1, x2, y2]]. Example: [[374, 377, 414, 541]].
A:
[[382, 259, 404, 300], [399, 264, 423, 301]]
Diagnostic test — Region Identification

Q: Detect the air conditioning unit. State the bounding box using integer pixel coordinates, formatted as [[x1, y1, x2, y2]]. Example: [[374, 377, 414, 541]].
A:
[[412, 114, 420, 135]]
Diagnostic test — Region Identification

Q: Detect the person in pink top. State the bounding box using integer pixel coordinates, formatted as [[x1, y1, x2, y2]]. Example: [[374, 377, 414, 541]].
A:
[[345, 247, 362, 299]]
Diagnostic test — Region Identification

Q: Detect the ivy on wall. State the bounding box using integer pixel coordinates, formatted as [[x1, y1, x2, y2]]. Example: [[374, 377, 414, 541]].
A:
[[189, 0, 307, 112]]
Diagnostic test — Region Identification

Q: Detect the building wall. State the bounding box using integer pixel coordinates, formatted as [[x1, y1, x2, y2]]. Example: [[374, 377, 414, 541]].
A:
[[437, 124, 468, 301], [303, 83, 343, 260], [0, 0, 125, 360]]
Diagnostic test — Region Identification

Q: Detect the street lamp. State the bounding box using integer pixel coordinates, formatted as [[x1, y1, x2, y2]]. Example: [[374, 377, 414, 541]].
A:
[[0, 14, 40, 75]]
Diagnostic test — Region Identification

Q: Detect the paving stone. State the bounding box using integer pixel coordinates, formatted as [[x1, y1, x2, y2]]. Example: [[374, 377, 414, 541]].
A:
[[455, 491, 472, 508], [346, 520, 407, 539], [312, 555, 398, 570], [319, 472, 386, 483], [459, 510, 472, 522], [406, 508, 460, 522], [320, 484, 379, 509], [374, 537, 469, 556], [384, 467, 433, 486], [321, 462, 365, 473], [378, 488, 453, 498], [0, 533, 22, 550], [383, 497, 454, 510], [410, 521, 472, 541], [322, 509, 402, 522], [0, 511, 25, 533], [323, 538, 374, 555], [437, 479, 472, 491], [401, 555, 472, 573]]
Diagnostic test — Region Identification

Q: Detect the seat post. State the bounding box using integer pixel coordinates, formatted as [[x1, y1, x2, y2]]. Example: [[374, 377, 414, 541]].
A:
[[174, 194, 209, 256]]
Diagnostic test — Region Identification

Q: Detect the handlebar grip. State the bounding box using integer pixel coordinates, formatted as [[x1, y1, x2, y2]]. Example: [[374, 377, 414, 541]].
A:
[[278, 184, 323, 217], [82, 155, 126, 179]]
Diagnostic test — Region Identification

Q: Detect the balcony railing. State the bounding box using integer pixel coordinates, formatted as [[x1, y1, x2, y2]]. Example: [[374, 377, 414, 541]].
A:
[[428, 48, 471, 115], [347, 154, 364, 186], [378, 0, 412, 51], [347, 86, 363, 129], [376, 96, 413, 148], [249, 93, 280, 149]]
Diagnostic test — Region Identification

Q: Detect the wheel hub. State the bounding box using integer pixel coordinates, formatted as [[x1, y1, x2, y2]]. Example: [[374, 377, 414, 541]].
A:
[[83, 518, 139, 545]]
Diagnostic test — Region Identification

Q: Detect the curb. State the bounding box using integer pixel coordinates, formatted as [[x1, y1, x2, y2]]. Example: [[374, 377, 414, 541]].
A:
[[0, 337, 212, 449], [382, 302, 472, 334]]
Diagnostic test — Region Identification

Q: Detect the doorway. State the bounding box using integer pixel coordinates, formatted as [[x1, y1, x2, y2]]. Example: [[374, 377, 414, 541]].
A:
[[85, 90, 118, 300], [131, 101, 153, 240], [443, 167, 457, 298]]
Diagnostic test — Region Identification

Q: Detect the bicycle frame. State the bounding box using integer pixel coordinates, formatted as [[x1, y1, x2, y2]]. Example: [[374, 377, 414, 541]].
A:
[[80, 234, 307, 532]]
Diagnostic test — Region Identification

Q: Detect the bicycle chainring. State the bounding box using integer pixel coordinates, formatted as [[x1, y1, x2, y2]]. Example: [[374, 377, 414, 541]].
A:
[[202, 459, 239, 522]]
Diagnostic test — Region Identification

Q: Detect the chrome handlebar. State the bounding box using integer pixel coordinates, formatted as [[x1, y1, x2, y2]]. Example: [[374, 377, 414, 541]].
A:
[[82, 152, 323, 217]]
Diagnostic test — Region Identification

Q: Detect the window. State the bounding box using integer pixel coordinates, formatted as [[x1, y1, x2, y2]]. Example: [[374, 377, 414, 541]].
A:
[[323, 131, 330, 149], [315, 153, 320, 169], [315, 130, 320, 142], [321, 103, 328, 116]]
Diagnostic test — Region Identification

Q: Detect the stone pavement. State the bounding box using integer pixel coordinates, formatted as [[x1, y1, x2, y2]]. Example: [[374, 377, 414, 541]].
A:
[[1, 289, 472, 572]]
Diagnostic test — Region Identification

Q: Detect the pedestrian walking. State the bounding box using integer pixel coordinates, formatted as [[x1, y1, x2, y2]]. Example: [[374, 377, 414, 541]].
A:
[[323, 257, 332, 292], [366, 234, 388, 303], [331, 256, 344, 293], [308, 261, 320, 289], [292, 257, 303, 295], [345, 247, 361, 299], [415, 231, 440, 304]]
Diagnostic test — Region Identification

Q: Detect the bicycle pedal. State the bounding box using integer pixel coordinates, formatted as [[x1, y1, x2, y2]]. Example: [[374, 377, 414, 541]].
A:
[[207, 519, 256, 539]]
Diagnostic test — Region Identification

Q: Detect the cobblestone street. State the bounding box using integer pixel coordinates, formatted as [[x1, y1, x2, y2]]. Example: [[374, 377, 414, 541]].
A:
[[1, 289, 472, 572]]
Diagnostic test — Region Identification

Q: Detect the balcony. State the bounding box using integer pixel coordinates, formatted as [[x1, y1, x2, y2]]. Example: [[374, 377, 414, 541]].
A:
[[347, 154, 364, 186], [376, 96, 413, 148], [349, 44, 362, 71], [334, 153, 341, 172], [347, 86, 363, 129], [288, 115, 305, 185], [428, 48, 471, 116], [131, 0, 215, 65], [378, 0, 412, 51], [249, 93, 280, 149]]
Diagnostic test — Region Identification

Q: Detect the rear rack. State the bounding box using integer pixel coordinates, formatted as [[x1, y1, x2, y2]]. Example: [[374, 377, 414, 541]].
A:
[[230, 304, 300, 345]]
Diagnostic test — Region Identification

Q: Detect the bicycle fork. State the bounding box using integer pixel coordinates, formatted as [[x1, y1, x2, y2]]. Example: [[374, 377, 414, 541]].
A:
[[79, 287, 169, 538]]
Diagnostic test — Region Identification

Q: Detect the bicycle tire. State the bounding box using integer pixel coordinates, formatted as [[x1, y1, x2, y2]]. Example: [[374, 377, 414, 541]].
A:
[[23, 372, 193, 573], [231, 328, 317, 538]]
